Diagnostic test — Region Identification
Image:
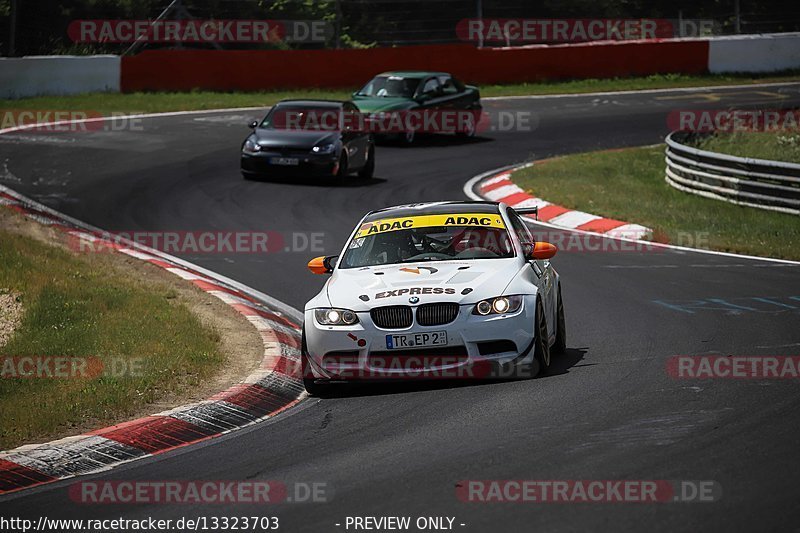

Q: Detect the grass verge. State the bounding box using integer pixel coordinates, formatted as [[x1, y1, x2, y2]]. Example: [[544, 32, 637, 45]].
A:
[[692, 131, 800, 164], [1, 72, 798, 115], [511, 145, 800, 260], [0, 210, 242, 450]]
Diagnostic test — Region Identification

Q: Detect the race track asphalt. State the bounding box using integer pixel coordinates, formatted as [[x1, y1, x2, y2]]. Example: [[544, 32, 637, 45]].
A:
[[1, 83, 800, 532]]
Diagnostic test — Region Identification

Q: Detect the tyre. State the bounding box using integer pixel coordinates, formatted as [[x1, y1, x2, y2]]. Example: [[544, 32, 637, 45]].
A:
[[358, 145, 375, 179], [552, 284, 567, 355], [533, 298, 551, 377], [456, 113, 476, 138], [301, 328, 326, 396], [334, 153, 349, 184]]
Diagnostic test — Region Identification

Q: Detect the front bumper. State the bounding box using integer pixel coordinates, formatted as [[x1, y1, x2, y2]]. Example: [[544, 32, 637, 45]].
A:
[[241, 151, 338, 178], [303, 298, 537, 381]]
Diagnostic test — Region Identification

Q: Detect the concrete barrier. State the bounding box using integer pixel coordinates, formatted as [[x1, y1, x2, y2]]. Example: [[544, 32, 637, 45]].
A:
[[0, 55, 120, 99], [708, 33, 800, 73]]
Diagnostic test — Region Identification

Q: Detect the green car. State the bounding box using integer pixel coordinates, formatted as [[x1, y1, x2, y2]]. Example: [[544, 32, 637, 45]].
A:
[[352, 71, 482, 144]]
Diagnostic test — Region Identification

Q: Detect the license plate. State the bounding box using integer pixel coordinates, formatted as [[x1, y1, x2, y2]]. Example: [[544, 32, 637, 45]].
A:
[[270, 157, 299, 166], [386, 331, 447, 349]]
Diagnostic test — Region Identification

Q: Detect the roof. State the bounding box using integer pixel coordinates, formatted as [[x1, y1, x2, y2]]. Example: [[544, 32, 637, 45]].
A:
[[376, 71, 450, 79], [364, 201, 500, 221]]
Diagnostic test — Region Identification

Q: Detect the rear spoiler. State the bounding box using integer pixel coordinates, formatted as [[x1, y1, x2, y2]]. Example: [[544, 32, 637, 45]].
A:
[[514, 206, 538, 220]]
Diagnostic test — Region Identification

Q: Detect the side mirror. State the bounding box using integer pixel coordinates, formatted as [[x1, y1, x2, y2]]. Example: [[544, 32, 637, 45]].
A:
[[308, 255, 338, 274], [248, 120, 259, 129], [523, 242, 557, 260]]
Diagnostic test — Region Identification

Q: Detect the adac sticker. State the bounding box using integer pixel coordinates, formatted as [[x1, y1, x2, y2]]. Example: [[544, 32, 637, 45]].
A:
[[355, 213, 505, 238]]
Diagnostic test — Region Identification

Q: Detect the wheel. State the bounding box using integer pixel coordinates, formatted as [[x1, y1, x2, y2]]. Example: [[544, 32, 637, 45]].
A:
[[334, 153, 349, 184], [358, 145, 375, 179], [533, 298, 551, 377], [552, 284, 567, 355], [301, 328, 326, 396], [456, 113, 476, 138]]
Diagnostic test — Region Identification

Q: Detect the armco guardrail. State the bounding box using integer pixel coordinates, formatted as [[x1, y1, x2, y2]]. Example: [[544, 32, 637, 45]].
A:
[[665, 131, 800, 215]]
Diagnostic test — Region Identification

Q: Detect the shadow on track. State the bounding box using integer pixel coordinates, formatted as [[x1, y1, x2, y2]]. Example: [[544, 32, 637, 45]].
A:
[[378, 135, 493, 149], [242, 175, 388, 188], [311, 347, 587, 399]]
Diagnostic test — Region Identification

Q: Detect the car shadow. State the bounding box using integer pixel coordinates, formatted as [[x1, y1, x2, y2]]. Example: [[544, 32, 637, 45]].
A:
[[377, 134, 493, 148], [311, 346, 588, 399], [547, 347, 588, 377], [244, 175, 388, 188]]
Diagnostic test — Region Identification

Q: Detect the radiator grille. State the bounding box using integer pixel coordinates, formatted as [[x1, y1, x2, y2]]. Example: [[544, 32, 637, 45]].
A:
[[416, 302, 460, 326], [370, 306, 413, 329]]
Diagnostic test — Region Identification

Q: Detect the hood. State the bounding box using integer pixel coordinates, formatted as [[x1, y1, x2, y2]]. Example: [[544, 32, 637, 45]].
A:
[[352, 96, 418, 114], [325, 259, 522, 311], [253, 129, 336, 150]]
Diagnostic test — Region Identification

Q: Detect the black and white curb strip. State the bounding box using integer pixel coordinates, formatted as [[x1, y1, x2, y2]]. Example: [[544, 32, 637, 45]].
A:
[[0, 184, 305, 495]]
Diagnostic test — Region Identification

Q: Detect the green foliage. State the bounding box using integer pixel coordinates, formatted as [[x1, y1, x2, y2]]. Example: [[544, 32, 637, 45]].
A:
[[0, 229, 223, 449], [512, 146, 800, 260]]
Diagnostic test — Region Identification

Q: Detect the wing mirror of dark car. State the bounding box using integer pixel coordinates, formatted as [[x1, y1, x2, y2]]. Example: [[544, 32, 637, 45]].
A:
[[248, 120, 259, 129], [308, 255, 338, 274], [523, 242, 557, 261]]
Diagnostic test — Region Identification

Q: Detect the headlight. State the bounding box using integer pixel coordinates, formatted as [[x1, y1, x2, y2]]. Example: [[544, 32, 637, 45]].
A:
[[242, 137, 261, 154], [472, 296, 523, 316], [315, 308, 359, 325], [312, 142, 335, 154]]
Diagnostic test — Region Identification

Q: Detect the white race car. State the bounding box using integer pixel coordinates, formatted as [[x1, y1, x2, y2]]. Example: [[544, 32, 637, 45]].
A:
[[302, 201, 565, 394]]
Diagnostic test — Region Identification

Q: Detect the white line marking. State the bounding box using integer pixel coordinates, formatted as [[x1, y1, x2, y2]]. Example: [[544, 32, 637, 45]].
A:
[[483, 81, 800, 101]]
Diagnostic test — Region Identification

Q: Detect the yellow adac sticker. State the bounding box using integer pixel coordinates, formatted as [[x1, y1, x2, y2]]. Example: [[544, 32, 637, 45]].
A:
[[355, 213, 506, 238]]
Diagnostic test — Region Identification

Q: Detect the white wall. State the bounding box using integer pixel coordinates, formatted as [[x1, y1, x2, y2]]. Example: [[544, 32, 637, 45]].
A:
[[708, 32, 800, 73], [0, 55, 120, 99]]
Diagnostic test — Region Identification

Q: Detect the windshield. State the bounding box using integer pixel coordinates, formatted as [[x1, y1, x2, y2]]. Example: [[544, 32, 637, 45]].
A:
[[259, 105, 341, 131], [356, 75, 421, 98], [340, 213, 514, 268]]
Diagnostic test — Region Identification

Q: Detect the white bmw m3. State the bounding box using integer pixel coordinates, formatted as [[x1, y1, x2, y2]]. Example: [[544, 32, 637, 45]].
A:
[[301, 201, 565, 394]]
